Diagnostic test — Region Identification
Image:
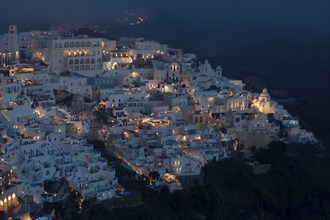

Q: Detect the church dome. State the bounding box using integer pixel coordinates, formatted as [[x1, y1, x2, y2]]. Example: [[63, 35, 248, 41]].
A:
[[199, 59, 212, 72], [259, 88, 270, 102]]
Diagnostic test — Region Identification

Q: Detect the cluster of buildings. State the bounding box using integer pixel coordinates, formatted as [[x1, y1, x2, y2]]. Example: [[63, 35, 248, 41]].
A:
[[0, 25, 318, 217]]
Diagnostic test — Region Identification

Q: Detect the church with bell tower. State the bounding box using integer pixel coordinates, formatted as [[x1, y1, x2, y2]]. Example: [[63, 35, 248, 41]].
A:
[[0, 25, 20, 65]]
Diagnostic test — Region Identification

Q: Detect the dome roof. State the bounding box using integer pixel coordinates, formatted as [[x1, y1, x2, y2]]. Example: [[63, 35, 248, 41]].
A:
[[199, 59, 212, 71], [71, 94, 84, 102], [259, 88, 270, 101]]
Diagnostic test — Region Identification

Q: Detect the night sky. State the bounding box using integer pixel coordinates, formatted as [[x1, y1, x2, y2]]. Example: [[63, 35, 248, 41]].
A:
[[0, 1, 329, 82], [1, 1, 329, 37]]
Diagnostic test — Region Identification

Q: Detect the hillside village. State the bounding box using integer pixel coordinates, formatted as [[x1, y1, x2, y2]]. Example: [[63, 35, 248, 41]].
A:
[[0, 25, 318, 219]]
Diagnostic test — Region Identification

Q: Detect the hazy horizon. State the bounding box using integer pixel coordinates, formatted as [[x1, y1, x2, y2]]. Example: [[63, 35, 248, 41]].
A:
[[1, 1, 329, 86]]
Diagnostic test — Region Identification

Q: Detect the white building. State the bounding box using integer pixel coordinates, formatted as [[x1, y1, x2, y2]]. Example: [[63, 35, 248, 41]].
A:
[[0, 25, 20, 64], [0, 76, 21, 102], [253, 88, 289, 120], [59, 75, 92, 98], [3, 134, 120, 202], [135, 40, 167, 53], [99, 90, 147, 108], [32, 36, 103, 73]]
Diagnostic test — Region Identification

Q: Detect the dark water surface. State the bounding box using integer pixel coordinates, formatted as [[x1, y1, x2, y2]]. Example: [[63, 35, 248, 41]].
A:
[[101, 2, 330, 144]]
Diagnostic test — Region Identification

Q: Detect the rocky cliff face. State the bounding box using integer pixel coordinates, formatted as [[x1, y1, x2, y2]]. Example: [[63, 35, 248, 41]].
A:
[[76, 142, 330, 220]]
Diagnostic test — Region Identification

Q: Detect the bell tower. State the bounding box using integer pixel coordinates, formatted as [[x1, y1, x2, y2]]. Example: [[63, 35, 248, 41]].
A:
[[8, 25, 18, 52], [216, 65, 222, 78], [8, 25, 19, 63]]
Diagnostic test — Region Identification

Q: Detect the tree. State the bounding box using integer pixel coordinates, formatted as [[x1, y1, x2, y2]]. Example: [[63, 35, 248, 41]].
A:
[[19, 50, 27, 61], [149, 171, 160, 183]]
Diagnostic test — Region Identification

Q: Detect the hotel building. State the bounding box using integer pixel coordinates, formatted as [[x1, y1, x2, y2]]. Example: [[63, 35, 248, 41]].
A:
[[32, 36, 103, 73]]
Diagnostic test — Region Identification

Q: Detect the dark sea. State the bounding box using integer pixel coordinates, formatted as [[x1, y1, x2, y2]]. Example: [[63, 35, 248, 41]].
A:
[[1, 1, 329, 144], [103, 1, 330, 145]]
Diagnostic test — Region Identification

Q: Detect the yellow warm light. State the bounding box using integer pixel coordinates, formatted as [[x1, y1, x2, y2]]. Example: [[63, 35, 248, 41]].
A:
[[65, 49, 90, 57], [131, 71, 139, 78], [174, 160, 181, 166], [207, 97, 215, 102]]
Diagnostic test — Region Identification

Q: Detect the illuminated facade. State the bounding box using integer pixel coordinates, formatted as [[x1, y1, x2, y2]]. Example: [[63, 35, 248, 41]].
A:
[[253, 88, 275, 114], [32, 36, 103, 72], [0, 164, 19, 213], [0, 25, 20, 64], [0, 51, 19, 64]]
